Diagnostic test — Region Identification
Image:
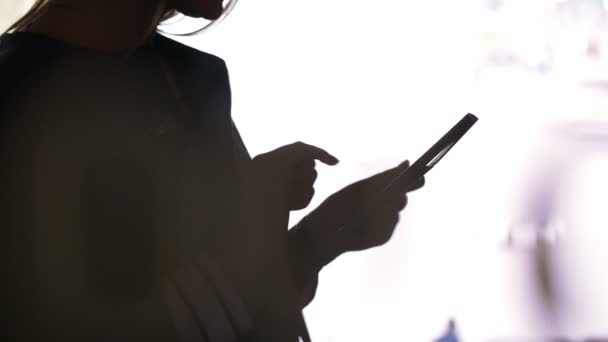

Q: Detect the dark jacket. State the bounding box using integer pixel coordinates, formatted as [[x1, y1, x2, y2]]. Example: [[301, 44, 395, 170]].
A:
[[0, 32, 319, 342]]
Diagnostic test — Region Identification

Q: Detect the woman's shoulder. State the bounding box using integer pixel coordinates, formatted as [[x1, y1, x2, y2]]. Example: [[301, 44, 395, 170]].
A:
[[154, 33, 225, 64], [154, 34, 228, 76]]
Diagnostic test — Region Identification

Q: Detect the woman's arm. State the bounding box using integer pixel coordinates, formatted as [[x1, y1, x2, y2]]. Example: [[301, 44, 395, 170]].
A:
[[231, 123, 327, 308]]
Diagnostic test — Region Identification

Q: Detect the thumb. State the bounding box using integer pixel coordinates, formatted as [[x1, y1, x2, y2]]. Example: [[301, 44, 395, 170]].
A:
[[374, 159, 410, 180], [395, 159, 410, 171], [363, 159, 409, 190]]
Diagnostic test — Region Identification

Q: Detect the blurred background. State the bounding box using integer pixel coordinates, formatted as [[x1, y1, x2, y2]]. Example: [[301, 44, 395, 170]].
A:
[[3, 0, 608, 340]]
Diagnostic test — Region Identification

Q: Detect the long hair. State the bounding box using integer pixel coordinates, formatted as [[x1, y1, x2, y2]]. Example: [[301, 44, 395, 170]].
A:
[[6, 0, 54, 33], [6, 0, 176, 36]]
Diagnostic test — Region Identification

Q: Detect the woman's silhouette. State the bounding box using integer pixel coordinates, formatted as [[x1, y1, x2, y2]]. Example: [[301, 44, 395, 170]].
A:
[[0, 1, 424, 341]]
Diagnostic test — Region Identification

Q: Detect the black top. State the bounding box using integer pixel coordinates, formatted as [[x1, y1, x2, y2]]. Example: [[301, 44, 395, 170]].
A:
[[0, 32, 318, 342]]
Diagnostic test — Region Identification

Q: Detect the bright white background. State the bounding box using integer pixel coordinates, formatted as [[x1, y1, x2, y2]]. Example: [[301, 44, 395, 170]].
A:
[[4, 1, 608, 340]]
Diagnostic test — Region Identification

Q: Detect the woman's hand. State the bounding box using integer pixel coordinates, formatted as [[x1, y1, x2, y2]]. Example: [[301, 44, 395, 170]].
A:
[[232, 143, 338, 321], [251, 142, 339, 211], [300, 160, 425, 265], [235, 141, 338, 277]]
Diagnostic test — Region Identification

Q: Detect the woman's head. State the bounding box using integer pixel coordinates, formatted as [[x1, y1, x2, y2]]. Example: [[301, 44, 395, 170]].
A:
[[7, 0, 227, 35]]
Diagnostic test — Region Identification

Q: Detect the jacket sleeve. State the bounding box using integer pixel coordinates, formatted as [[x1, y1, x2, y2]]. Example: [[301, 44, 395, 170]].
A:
[[230, 122, 321, 308]]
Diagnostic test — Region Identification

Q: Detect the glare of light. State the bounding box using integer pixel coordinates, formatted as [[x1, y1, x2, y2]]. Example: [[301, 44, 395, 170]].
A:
[[190, 0, 608, 340]]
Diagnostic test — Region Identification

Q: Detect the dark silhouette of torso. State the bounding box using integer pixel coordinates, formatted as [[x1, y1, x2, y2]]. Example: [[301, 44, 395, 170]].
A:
[[1, 32, 311, 342]]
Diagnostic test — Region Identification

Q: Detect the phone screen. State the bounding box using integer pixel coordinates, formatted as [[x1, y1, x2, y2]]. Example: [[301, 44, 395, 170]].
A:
[[384, 113, 478, 192]]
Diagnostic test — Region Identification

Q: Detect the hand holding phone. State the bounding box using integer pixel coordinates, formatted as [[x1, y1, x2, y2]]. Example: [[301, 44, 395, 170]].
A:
[[384, 113, 478, 192], [294, 113, 478, 260]]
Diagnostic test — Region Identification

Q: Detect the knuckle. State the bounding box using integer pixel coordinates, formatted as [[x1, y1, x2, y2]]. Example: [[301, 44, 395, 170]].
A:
[[307, 188, 315, 200], [291, 202, 305, 211], [380, 227, 396, 244], [288, 141, 303, 151], [388, 194, 407, 209], [293, 189, 315, 210]]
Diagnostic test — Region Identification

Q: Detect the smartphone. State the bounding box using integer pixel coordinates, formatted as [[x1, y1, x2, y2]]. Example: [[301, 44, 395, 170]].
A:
[[383, 113, 478, 192]]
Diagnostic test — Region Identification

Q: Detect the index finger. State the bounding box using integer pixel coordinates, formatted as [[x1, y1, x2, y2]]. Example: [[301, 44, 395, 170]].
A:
[[290, 142, 340, 166]]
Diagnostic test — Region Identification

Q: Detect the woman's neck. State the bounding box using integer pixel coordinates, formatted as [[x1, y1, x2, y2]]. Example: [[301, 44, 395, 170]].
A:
[[25, 1, 166, 52]]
